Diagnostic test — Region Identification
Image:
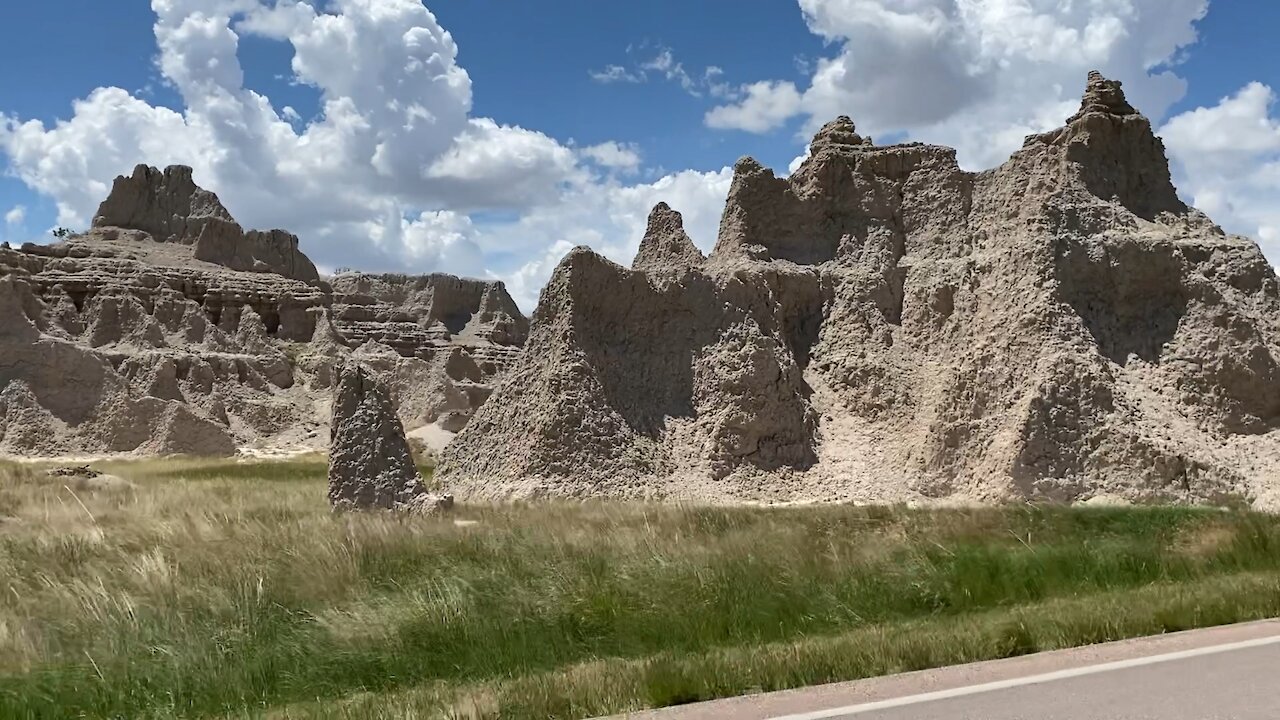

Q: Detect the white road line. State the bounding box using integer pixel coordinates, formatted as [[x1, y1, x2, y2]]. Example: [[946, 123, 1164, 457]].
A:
[[768, 634, 1280, 720]]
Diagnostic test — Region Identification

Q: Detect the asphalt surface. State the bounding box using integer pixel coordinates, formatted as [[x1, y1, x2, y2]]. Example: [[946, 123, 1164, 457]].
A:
[[820, 641, 1280, 720], [616, 619, 1280, 720]]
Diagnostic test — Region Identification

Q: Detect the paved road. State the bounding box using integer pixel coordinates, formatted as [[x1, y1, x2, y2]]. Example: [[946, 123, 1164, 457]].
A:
[[808, 641, 1280, 719], [618, 620, 1280, 720]]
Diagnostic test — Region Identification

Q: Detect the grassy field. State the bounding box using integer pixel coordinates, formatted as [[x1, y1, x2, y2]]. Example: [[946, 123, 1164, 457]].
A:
[[1, 458, 1279, 719]]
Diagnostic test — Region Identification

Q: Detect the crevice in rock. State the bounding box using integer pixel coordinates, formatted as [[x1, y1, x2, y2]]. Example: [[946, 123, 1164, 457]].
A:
[[68, 290, 88, 313], [260, 308, 281, 336]]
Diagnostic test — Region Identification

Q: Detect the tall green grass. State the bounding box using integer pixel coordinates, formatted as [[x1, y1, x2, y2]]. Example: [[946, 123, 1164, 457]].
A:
[[0, 458, 1277, 719]]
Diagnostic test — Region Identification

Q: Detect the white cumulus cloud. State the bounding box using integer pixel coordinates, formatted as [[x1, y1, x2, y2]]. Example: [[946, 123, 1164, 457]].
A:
[[457, 166, 734, 309], [579, 141, 642, 173], [707, 0, 1208, 169], [590, 45, 733, 99], [1162, 82, 1280, 261], [0, 0, 733, 312], [4, 205, 25, 227], [590, 64, 644, 84], [705, 80, 803, 133]]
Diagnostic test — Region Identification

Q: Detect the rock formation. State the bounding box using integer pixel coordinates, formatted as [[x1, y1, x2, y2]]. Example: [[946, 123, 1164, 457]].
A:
[[440, 72, 1280, 510], [0, 165, 527, 458], [328, 362, 450, 513], [809, 115, 875, 152], [94, 164, 319, 282], [631, 203, 705, 275]]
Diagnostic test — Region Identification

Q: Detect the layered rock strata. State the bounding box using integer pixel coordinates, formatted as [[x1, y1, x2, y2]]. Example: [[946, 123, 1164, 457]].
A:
[[440, 74, 1280, 510], [0, 166, 526, 456]]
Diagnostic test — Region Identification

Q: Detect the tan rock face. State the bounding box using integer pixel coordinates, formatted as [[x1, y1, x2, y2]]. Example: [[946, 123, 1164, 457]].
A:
[[327, 363, 424, 510], [93, 164, 319, 283], [440, 72, 1280, 509], [809, 115, 874, 152], [0, 167, 528, 458], [0, 275, 237, 456], [329, 272, 529, 352], [93, 164, 233, 243], [631, 203, 705, 275]]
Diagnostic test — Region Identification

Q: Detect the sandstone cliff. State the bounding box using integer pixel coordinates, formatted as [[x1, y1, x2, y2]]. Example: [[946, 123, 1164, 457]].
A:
[[439, 73, 1280, 510], [0, 166, 527, 457]]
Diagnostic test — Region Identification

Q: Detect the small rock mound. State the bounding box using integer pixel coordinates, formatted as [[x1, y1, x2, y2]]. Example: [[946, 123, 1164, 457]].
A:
[[809, 115, 874, 153], [44, 465, 133, 492], [1069, 70, 1138, 122], [328, 362, 451, 513], [631, 203, 705, 275], [401, 492, 456, 515]]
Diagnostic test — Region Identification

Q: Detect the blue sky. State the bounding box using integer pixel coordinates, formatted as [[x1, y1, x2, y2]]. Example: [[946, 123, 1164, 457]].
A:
[[2, 1, 1279, 309]]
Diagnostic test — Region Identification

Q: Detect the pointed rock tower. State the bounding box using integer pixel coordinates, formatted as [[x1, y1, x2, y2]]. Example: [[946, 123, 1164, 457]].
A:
[[328, 362, 452, 513], [1009, 69, 1186, 221], [632, 202, 706, 275]]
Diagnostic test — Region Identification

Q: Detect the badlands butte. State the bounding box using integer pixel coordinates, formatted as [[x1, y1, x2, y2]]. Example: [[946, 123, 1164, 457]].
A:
[[3, 72, 1280, 509]]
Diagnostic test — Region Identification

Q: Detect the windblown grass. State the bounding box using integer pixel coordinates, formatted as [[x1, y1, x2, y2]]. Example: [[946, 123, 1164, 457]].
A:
[[0, 458, 1278, 719]]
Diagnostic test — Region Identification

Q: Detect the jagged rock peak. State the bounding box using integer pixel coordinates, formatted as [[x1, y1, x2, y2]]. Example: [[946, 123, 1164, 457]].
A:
[[1043, 70, 1186, 220], [810, 115, 874, 153], [1069, 70, 1138, 122], [632, 202, 706, 274], [93, 164, 233, 241], [90, 164, 319, 283]]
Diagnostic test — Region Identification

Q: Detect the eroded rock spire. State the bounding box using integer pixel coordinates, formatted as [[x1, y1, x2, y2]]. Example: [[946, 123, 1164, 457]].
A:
[[328, 362, 452, 514], [1069, 70, 1138, 122], [1056, 70, 1185, 219], [809, 115, 874, 154], [632, 202, 705, 275]]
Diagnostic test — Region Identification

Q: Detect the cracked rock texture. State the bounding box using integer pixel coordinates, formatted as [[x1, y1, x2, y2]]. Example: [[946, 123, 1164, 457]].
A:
[[328, 362, 444, 512], [0, 165, 526, 457], [440, 73, 1280, 510], [631, 203, 705, 276]]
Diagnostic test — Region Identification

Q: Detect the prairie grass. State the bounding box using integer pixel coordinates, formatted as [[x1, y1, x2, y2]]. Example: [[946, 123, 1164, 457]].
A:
[[0, 458, 1278, 719]]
